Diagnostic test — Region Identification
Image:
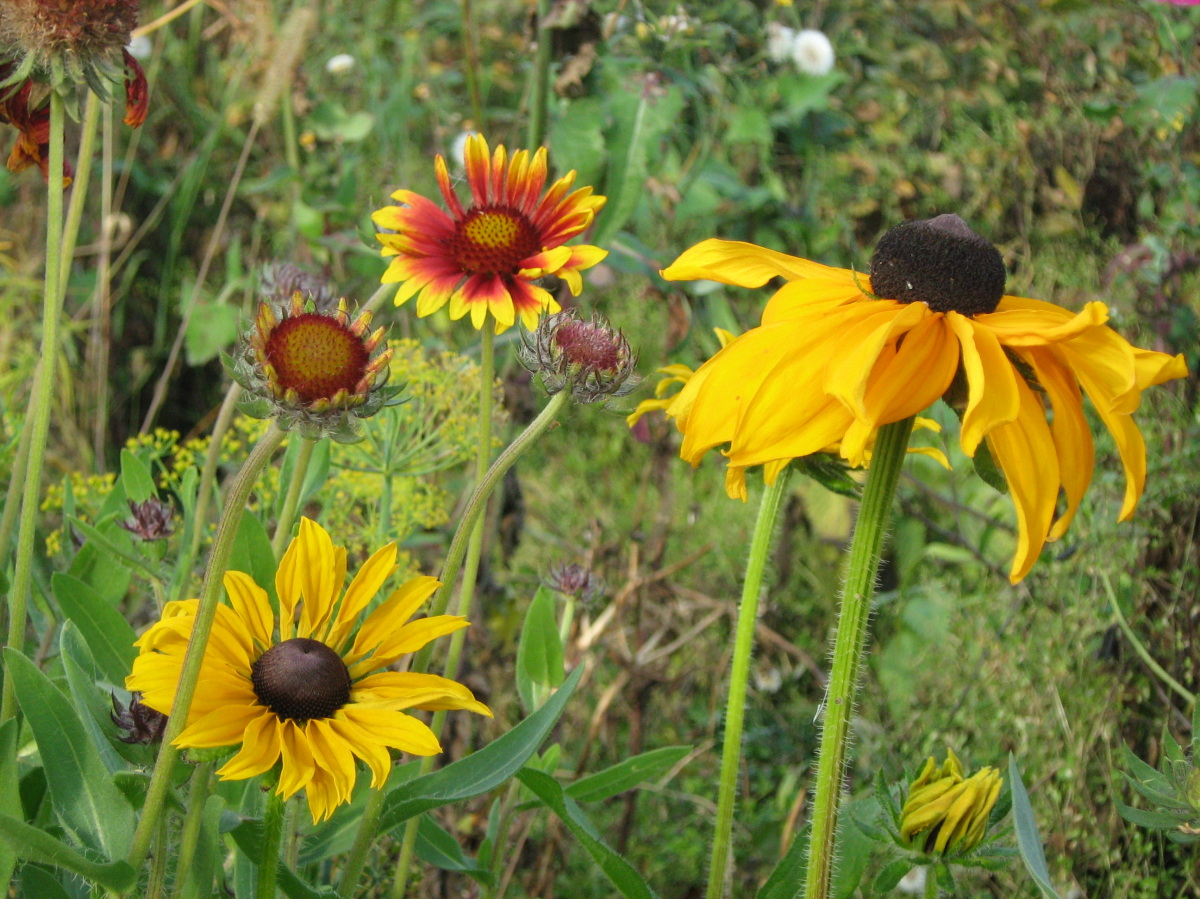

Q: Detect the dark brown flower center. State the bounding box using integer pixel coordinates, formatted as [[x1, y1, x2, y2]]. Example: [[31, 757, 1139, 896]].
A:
[[451, 206, 541, 275], [250, 638, 351, 722], [264, 313, 370, 404], [869, 214, 1006, 316]]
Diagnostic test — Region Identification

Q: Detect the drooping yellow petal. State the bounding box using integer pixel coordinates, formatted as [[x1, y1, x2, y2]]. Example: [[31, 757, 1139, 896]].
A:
[[976, 297, 1108, 346], [946, 312, 1021, 456], [985, 376, 1060, 583], [176, 703, 265, 748], [340, 706, 442, 756], [217, 714, 282, 780], [223, 570, 275, 653], [329, 713, 393, 788], [824, 301, 929, 422], [351, 671, 493, 716], [661, 238, 847, 287], [276, 720, 317, 800], [304, 719, 356, 817]]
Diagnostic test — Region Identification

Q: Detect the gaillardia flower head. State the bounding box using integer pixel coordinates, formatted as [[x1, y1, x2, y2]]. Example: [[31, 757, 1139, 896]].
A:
[[518, 310, 639, 403], [372, 134, 608, 334], [126, 518, 492, 822], [227, 291, 398, 442], [899, 748, 1002, 855], [661, 215, 1188, 581]]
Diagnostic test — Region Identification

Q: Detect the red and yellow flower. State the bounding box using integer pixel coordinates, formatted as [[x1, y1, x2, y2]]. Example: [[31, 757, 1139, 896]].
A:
[[372, 134, 607, 334]]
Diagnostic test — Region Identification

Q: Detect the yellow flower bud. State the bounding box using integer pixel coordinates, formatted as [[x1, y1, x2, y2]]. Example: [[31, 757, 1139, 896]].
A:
[[899, 748, 1002, 855]]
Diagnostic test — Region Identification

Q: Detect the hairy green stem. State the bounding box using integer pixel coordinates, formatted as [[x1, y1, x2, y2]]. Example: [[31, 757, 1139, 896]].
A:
[[127, 423, 286, 873], [390, 389, 569, 899], [2, 91, 67, 723], [705, 469, 791, 899], [1104, 572, 1195, 705], [527, 0, 553, 148], [803, 417, 913, 899], [256, 792, 287, 899], [91, 100, 116, 467], [272, 436, 317, 559], [146, 814, 169, 899], [169, 762, 215, 899]]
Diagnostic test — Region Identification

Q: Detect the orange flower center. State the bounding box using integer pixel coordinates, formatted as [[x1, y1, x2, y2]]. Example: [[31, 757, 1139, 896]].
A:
[[264, 313, 370, 404], [452, 206, 541, 275]]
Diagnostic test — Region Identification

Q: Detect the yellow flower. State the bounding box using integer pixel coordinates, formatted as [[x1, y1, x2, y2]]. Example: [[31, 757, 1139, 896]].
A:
[[660, 216, 1188, 582], [126, 518, 492, 823], [899, 748, 1002, 855]]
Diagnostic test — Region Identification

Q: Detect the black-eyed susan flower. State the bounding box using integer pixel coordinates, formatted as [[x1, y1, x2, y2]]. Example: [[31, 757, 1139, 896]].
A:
[[899, 748, 1002, 855], [227, 291, 398, 442], [126, 518, 492, 823], [518, 310, 639, 403], [372, 134, 607, 334], [661, 215, 1188, 581]]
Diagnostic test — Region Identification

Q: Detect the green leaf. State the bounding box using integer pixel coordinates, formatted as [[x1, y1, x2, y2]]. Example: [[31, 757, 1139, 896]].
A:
[[567, 746, 691, 803], [972, 440, 1008, 494], [0, 812, 136, 891], [59, 623, 126, 774], [1008, 754, 1062, 899], [52, 573, 138, 686], [228, 511, 277, 607], [66, 522, 134, 604], [275, 438, 331, 520], [517, 768, 658, 899], [185, 297, 242, 366], [834, 797, 876, 899], [871, 858, 913, 894], [183, 795, 228, 899], [415, 815, 493, 886], [119, 449, 157, 503], [19, 864, 73, 899], [1115, 800, 1189, 830], [66, 517, 159, 583], [229, 820, 336, 899], [379, 666, 583, 834], [3, 648, 135, 860], [0, 719, 20, 892], [516, 586, 565, 713], [757, 823, 807, 899], [593, 92, 649, 247], [547, 99, 606, 188]]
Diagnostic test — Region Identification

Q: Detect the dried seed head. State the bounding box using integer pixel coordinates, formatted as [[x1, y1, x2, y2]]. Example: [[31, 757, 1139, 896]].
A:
[[250, 638, 352, 722], [544, 562, 604, 604], [869, 214, 1006, 316], [111, 692, 168, 744], [518, 311, 640, 404], [118, 497, 175, 541]]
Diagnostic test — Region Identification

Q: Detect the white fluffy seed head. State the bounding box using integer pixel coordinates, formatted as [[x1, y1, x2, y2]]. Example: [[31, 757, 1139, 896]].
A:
[[792, 28, 835, 75]]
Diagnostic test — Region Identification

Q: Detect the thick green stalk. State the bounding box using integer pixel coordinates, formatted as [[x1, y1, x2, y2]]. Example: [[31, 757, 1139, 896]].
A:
[[388, 386, 570, 899], [2, 91, 67, 723], [803, 417, 914, 899], [335, 784, 387, 899], [526, 0, 553, 148], [924, 866, 937, 899], [59, 92, 102, 297], [256, 792, 287, 899], [169, 762, 214, 899], [146, 814, 169, 899], [127, 423, 286, 873], [271, 436, 317, 559], [705, 470, 791, 899]]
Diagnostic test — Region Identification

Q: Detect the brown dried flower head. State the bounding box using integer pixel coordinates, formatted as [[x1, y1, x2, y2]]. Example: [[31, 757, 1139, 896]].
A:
[[1, 0, 142, 92]]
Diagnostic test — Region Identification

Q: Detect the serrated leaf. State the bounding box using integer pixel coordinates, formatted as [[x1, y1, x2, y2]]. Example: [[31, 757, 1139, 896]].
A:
[[1008, 754, 1062, 899], [378, 666, 583, 835], [566, 746, 691, 803], [119, 449, 156, 503], [52, 573, 138, 686], [3, 648, 135, 860], [518, 768, 658, 899]]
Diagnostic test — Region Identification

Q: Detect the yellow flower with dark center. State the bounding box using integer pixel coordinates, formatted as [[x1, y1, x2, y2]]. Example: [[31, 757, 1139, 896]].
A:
[[661, 216, 1188, 582], [228, 291, 397, 442], [372, 134, 608, 333], [899, 748, 1002, 855], [126, 518, 492, 823]]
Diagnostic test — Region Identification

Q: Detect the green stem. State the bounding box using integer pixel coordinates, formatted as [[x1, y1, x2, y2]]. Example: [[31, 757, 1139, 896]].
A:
[[460, 0, 485, 128], [172, 383, 241, 605], [391, 390, 570, 899], [127, 423, 286, 874], [59, 91, 102, 300], [803, 417, 913, 899], [924, 866, 937, 899], [0, 397, 34, 581], [1, 91, 67, 723], [271, 436, 317, 560], [705, 469, 791, 899], [146, 813, 169, 899], [169, 762, 215, 899], [335, 782, 388, 898], [256, 791, 287, 899], [1103, 572, 1195, 705], [527, 0, 553, 148]]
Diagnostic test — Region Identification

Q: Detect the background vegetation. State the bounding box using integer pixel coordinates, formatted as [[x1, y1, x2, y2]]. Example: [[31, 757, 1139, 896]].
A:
[[2, 0, 1199, 895]]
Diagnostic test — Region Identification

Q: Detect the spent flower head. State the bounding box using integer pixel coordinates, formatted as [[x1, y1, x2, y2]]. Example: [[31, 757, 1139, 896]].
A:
[[110, 692, 168, 745], [791, 29, 835, 75], [118, 496, 175, 541], [226, 291, 399, 443], [544, 562, 604, 604], [519, 310, 639, 404]]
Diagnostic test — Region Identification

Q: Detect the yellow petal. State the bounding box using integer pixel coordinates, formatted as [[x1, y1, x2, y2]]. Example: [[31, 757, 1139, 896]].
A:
[[324, 541, 399, 651], [824, 302, 929, 422], [947, 312, 1021, 456], [176, 702, 264, 749], [348, 576, 441, 662], [304, 719, 356, 813], [977, 297, 1108, 346], [276, 720, 316, 800], [1026, 346, 1094, 541], [348, 616, 470, 677], [661, 238, 848, 286], [351, 672, 493, 716], [216, 713, 282, 780], [985, 376, 1060, 583], [340, 706, 442, 756], [223, 570, 275, 653], [329, 713, 393, 788]]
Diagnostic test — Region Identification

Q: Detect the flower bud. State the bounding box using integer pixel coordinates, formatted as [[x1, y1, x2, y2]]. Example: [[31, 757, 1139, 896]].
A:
[[899, 748, 1002, 855], [118, 497, 175, 541], [518, 311, 639, 404], [544, 562, 603, 604]]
